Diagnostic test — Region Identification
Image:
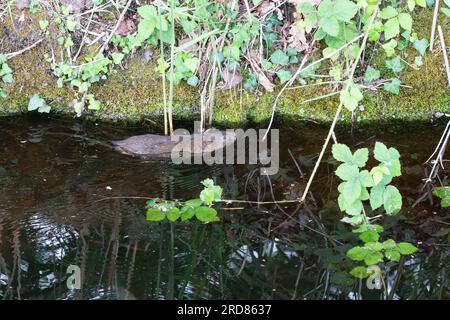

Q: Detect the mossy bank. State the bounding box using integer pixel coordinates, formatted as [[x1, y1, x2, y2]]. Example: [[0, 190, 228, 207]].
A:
[[0, 7, 449, 127]]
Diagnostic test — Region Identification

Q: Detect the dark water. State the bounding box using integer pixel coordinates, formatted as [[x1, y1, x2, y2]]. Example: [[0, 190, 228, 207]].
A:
[[0, 117, 448, 300]]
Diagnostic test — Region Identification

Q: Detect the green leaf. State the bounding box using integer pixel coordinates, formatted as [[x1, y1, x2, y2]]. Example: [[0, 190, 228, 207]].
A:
[[138, 19, 157, 40], [397, 242, 418, 255], [364, 252, 383, 265], [343, 179, 362, 203], [137, 5, 158, 19], [111, 52, 124, 64], [353, 148, 369, 167], [28, 94, 46, 111], [332, 0, 358, 22], [185, 199, 203, 208], [320, 16, 339, 36], [194, 206, 220, 222], [398, 13, 412, 31], [223, 44, 240, 61], [332, 143, 353, 163], [382, 39, 398, 57], [340, 85, 363, 111], [350, 266, 370, 278], [385, 56, 405, 73], [347, 246, 368, 261], [384, 18, 400, 40], [407, 0, 416, 11], [380, 6, 398, 19], [364, 66, 381, 83], [370, 184, 385, 210], [39, 20, 49, 30], [441, 8, 450, 17], [66, 18, 77, 32], [385, 249, 401, 261], [276, 69, 293, 84], [166, 207, 181, 222], [181, 208, 195, 221], [440, 197, 450, 207], [270, 49, 289, 65], [384, 78, 401, 94], [413, 39, 429, 56], [360, 230, 380, 243], [2, 73, 13, 84], [383, 185, 402, 214], [415, 0, 427, 8], [146, 208, 165, 221], [335, 163, 359, 181]]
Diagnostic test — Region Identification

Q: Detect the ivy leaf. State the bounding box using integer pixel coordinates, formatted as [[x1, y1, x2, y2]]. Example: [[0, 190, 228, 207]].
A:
[[413, 38, 429, 56], [383, 185, 402, 214], [384, 78, 401, 94], [276, 69, 293, 84], [397, 242, 418, 255], [384, 18, 400, 40], [340, 85, 363, 111], [2, 73, 13, 84], [364, 66, 380, 83], [146, 208, 165, 221], [270, 49, 289, 65], [385, 56, 405, 73], [382, 39, 398, 57], [111, 52, 124, 64]]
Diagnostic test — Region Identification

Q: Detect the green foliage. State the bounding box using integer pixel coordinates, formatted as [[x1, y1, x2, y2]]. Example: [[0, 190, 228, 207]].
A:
[[333, 143, 418, 279], [28, 94, 51, 113], [433, 187, 450, 207], [145, 179, 222, 223], [0, 54, 13, 98]]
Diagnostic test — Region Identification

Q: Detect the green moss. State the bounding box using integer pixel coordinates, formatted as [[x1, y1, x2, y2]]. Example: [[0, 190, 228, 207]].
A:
[[0, 7, 448, 127]]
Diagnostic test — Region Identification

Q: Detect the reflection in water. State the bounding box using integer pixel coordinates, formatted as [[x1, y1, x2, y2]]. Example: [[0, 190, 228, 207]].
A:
[[0, 117, 448, 300]]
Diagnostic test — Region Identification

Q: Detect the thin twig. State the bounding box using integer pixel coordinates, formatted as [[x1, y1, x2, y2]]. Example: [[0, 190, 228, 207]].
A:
[[430, 0, 440, 51], [5, 38, 44, 59], [438, 25, 450, 86]]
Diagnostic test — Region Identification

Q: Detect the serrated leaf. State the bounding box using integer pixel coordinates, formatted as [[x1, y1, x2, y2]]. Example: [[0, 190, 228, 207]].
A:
[[332, 144, 354, 163], [347, 246, 368, 261], [353, 148, 369, 167], [360, 230, 380, 243], [270, 49, 289, 65], [370, 184, 385, 210], [385, 249, 401, 261], [364, 252, 383, 265], [335, 163, 360, 181], [383, 185, 402, 214]]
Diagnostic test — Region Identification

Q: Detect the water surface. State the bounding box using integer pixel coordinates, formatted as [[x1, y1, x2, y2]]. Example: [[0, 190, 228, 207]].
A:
[[0, 117, 448, 300]]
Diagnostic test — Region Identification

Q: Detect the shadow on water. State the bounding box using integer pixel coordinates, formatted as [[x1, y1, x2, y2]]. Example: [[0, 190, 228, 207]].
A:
[[0, 116, 448, 300]]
